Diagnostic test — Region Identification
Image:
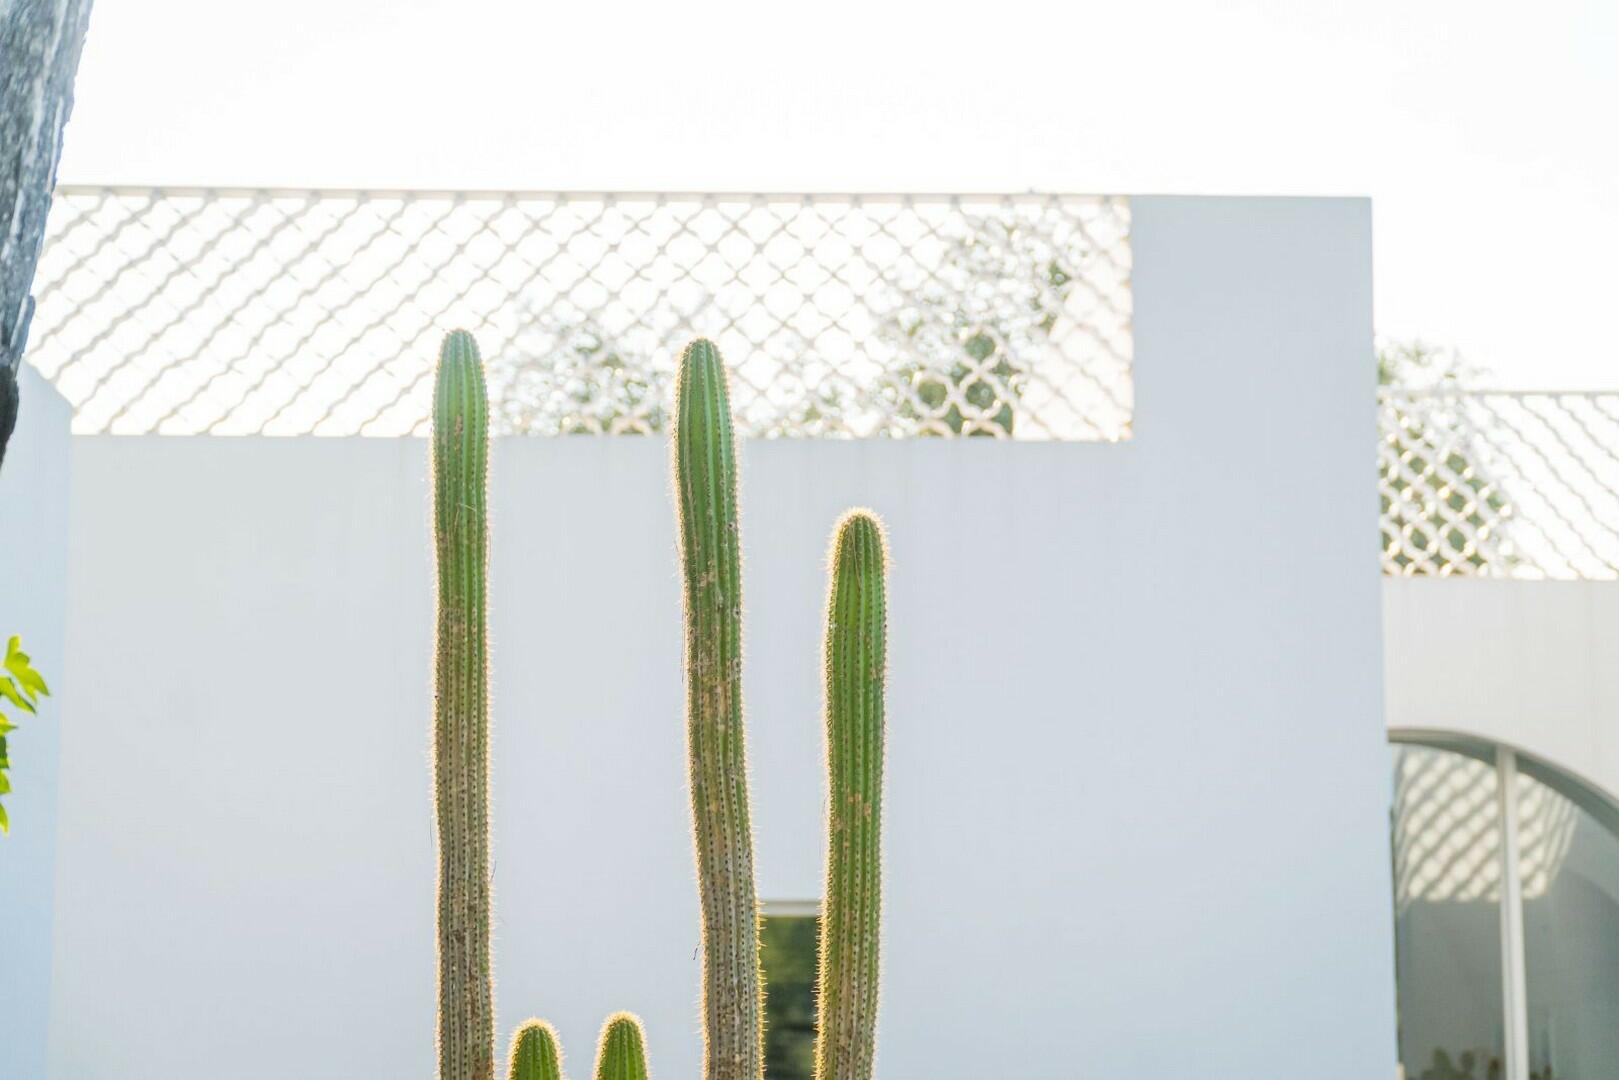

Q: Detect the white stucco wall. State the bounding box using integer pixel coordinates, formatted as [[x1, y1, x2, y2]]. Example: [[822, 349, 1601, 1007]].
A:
[[33, 196, 1395, 1078], [0, 366, 73, 1080], [1384, 577, 1619, 803]]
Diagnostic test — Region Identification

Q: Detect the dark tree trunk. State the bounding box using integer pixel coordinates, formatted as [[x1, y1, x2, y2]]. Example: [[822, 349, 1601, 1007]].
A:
[[0, 367, 16, 465], [0, 0, 93, 473]]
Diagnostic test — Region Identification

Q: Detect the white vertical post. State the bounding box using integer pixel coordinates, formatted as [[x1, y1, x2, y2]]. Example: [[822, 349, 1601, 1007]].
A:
[[1497, 749, 1530, 1080]]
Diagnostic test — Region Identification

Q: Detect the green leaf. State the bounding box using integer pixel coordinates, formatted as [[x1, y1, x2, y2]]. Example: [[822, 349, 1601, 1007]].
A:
[[0, 801, 9, 834], [0, 678, 35, 715], [4, 647, 31, 680], [0, 771, 10, 794], [5, 637, 50, 698], [17, 667, 47, 698]]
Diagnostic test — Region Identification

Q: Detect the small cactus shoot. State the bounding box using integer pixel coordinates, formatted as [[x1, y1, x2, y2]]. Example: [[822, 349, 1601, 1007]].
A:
[[814, 511, 889, 1080], [594, 1013, 651, 1080], [507, 1020, 565, 1080], [672, 338, 764, 1080], [432, 329, 495, 1080]]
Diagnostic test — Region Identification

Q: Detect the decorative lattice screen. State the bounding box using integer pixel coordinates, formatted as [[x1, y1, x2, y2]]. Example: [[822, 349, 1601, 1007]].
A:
[[27, 187, 1133, 440], [1380, 390, 1619, 580], [28, 187, 1619, 580]]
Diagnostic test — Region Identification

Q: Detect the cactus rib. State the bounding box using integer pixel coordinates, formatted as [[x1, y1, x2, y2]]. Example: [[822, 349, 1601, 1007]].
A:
[[814, 511, 889, 1080], [672, 338, 764, 1080], [432, 329, 495, 1080]]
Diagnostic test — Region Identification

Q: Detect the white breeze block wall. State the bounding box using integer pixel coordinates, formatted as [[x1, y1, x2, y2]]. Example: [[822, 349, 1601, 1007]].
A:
[[39, 197, 1395, 1079]]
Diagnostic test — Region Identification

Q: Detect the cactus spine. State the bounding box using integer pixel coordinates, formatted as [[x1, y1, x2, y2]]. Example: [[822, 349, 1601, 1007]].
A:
[[814, 512, 888, 1080], [672, 338, 764, 1080], [433, 329, 495, 1080], [507, 1020, 565, 1080], [593, 1013, 652, 1080]]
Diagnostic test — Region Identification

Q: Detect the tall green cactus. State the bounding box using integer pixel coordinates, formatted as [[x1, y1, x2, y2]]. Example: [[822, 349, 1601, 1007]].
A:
[[433, 328, 495, 1080], [428, 335, 893, 1080], [507, 1020, 565, 1080], [814, 511, 889, 1080], [672, 338, 764, 1080], [593, 1013, 652, 1080]]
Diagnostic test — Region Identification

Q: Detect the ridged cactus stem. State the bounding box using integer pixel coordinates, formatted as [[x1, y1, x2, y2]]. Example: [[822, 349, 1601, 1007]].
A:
[[672, 339, 764, 1080], [593, 1013, 652, 1080], [813, 511, 889, 1080], [433, 329, 495, 1080], [507, 1020, 565, 1080]]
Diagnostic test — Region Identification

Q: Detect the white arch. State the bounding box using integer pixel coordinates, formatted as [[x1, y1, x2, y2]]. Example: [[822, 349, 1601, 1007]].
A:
[[1384, 577, 1619, 809]]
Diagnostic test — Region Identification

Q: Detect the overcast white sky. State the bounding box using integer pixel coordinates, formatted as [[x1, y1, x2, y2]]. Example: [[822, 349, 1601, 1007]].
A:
[[57, 0, 1617, 388]]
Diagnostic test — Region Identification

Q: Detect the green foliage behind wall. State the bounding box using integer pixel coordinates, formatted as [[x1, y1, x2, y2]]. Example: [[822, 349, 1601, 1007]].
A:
[[0, 635, 50, 834]]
